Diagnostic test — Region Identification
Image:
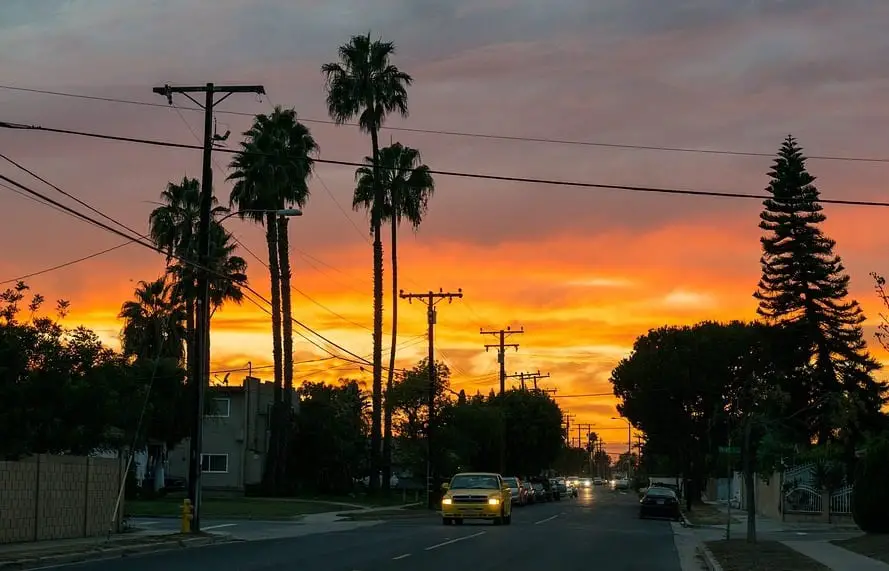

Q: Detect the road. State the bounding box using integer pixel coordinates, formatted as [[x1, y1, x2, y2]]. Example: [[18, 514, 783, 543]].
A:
[[65, 487, 685, 570]]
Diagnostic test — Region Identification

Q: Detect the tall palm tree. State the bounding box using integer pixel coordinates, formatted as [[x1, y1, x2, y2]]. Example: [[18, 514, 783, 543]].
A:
[[118, 276, 187, 362], [354, 142, 435, 488], [322, 33, 413, 492], [227, 106, 317, 490], [148, 178, 241, 379]]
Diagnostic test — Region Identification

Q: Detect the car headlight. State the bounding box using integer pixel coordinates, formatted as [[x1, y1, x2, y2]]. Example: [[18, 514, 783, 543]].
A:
[[488, 498, 500, 505], [442, 498, 453, 505]]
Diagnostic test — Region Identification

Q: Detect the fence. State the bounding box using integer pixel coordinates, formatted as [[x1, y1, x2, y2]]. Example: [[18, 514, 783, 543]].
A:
[[781, 461, 854, 523], [0, 454, 124, 544]]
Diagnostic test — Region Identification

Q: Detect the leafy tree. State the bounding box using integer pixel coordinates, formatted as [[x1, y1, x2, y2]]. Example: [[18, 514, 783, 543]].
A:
[[288, 380, 368, 494], [611, 320, 808, 512], [387, 359, 450, 477], [851, 433, 889, 533], [322, 34, 413, 492], [499, 389, 563, 475], [227, 107, 318, 491], [0, 283, 189, 459], [754, 136, 885, 445], [354, 142, 435, 492]]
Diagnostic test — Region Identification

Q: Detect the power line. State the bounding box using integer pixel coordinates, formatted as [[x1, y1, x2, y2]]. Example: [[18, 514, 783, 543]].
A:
[[4, 120, 889, 208], [0, 170, 373, 368], [2, 83, 887, 164], [0, 241, 133, 285]]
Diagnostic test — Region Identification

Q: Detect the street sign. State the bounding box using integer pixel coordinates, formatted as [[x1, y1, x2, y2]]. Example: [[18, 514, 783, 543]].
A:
[[719, 446, 740, 454]]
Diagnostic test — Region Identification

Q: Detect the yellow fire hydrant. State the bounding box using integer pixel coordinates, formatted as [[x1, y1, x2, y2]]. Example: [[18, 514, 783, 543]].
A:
[[181, 499, 193, 533]]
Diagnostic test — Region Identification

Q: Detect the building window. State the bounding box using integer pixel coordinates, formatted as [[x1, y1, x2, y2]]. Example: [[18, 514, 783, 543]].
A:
[[206, 397, 231, 418], [201, 454, 228, 473]]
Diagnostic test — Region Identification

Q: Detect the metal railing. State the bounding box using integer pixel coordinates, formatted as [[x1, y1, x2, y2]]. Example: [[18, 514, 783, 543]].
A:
[[784, 484, 823, 513]]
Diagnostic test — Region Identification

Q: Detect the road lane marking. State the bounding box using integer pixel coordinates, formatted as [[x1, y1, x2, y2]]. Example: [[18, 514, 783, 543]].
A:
[[202, 523, 236, 531], [424, 531, 486, 551], [534, 515, 560, 525], [393, 553, 412, 560]]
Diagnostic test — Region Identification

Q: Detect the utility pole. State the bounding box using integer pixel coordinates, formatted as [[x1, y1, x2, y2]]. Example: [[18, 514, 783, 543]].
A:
[[481, 326, 522, 475], [575, 423, 592, 475], [563, 413, 575, 447], [527, 371, 550, 391], [481, 326, 523, 396], [506, 371, 527, 390], [153, 82, 264, 533], [400, 288, 463, 510]]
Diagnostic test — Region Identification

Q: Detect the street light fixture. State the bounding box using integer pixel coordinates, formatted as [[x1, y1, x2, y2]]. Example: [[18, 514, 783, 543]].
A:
[[188, 206, 302, 531], [217, 208, 303, 223], [612, 416, 633, 479]]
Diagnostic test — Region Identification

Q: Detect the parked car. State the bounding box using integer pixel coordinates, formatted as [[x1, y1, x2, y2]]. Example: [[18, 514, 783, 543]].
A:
[[520, 481, 536, 504], [503, 476, 526, 506], [639, 486, 681, 521]]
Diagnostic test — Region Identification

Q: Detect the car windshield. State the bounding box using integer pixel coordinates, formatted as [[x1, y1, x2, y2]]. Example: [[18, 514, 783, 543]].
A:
[[646, 487, 676, 498], [503, 477, 519, 487], [450, 474, 499, 489]]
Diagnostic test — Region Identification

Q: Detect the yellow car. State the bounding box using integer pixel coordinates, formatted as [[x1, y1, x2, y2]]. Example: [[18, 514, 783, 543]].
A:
[[441, 472, 512, 525]]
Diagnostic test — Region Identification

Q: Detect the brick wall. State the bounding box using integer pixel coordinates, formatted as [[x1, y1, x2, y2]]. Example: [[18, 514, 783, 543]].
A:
[[0, 454, 124, 544]]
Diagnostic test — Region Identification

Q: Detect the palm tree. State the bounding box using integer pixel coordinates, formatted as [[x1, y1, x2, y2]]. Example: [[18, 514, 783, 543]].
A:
[[227, 106, 317, 490], [148, 178, 241, 379], [322, 33, 413, 492], [354, 142, 435, 488], [118, 276, 187, 362]]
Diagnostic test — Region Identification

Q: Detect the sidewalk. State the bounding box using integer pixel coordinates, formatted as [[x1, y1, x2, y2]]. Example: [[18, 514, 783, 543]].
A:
[[682, 503, 889, 571], [0, 530, 231, 570]]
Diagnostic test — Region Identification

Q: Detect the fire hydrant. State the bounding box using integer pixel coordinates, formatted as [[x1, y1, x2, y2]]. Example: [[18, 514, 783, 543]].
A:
[[181, 499, 193, 533]]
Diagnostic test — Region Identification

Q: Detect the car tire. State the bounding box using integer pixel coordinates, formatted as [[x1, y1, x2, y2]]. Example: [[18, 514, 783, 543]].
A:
[[442, 517, 451, 525], [455, 518, 464, 525], [505, 513, 512, 525]]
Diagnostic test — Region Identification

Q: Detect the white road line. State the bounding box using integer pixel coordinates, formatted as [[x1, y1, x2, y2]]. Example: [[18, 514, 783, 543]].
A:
[[534, 514, 560, 525], [392, 553, 412, 560], [424, 531, 486, 551], [202, 523, 237, 531]]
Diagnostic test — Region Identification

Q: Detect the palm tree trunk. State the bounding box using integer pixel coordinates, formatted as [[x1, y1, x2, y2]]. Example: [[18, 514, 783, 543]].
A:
[[277, 215, 295, 489], [185, 297, 195, 382], [383, 197, 399, 493], [368, 126, 384, 493], [262, 214, 284, 493]]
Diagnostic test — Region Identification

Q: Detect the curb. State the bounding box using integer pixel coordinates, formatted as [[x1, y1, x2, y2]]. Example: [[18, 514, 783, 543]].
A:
[[696, 544, 723, 571], [0, 535, 233, 570]]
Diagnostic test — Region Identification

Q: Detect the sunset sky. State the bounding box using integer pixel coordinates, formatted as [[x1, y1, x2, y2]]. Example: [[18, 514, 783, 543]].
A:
[[2, 0, 889, 456]]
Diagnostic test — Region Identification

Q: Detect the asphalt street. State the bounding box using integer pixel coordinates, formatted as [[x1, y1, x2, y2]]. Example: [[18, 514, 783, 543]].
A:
[[64, 487, 684, 571]]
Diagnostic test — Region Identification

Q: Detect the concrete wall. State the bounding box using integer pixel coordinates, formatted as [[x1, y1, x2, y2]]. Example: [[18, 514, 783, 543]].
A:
[[0, 454, 124, 544]]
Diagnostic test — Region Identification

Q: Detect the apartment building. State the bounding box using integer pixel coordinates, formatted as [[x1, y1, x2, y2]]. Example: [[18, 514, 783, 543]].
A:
[[167, 376, 298, 491]]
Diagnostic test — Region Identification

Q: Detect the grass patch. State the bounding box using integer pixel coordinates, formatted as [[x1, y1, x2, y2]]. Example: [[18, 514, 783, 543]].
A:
[[683, 503, 741, 526], [125, 497, 343, 519], [706, 540, 830, 571], [832, 534, 889, 564]]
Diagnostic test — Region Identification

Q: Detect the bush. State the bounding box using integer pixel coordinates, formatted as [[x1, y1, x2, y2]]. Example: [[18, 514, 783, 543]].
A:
[[852, 435, 889, 533]]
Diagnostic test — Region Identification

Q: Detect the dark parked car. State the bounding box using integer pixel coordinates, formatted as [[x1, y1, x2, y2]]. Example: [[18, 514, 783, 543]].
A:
[[639, 486, 680, 521]]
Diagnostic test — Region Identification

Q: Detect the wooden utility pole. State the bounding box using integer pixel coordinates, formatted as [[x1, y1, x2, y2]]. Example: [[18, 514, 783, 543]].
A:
[[153, 82, 264, 533], [480, 327, 523, 396], [481, 326, 522, 475], [400, 288, 462, 510], [563, 413, 575, 447]]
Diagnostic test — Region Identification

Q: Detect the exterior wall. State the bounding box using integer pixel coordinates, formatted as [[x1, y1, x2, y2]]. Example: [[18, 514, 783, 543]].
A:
[[0, 454, 123, 544], [167, 377, 294, 491]]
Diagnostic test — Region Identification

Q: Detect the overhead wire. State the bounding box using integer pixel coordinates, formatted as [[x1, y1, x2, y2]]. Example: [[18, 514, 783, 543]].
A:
[[2, 83, 888, 163], [0, 169, 373, 367], [4, 120, 888, 208]]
